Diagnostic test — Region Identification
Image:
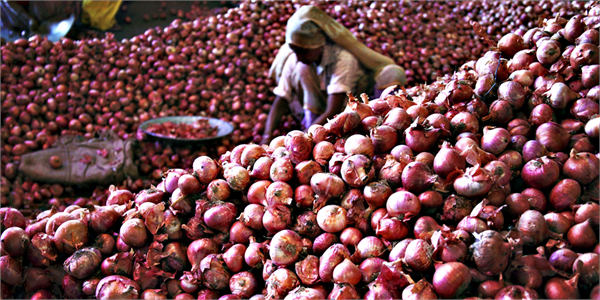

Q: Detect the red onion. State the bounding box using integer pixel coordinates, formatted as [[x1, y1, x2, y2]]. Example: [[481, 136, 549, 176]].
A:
[[401, 162, 437, 194], [568, 219, 598, 250], [222, 244, 246, 274], [224, 165, 250, 191], [404, 120, 441, 153], [332, 258, 361, 285], [317, 205, 348, 233], [266, 268, 299, 300], [204, 202, 236, 233], [266, 181, 293, 206], [294, 255, 319, 285], [229, 221, 254, 244], [270, 158, 294, 182], [472, 230, 511, 276], [457, 216, 489, 234], [386, 191, 420, 220], [563, 149, 600, 185], [549, 248, 579, 272], [537, 39, 562, 65], [432, 262, 471, 298], [370, 125, 398, 154], [245, 239, 267, 269], [433, 142, 465, 179], [284, 130, 313, 164], [313, 233, 338, 256], [549, 179, 581, 211], [53, 219, 88, 255], [240, 204, 265, 231], [573, 253, 599, 285], [340, 227, 363, 249], [101, 252, 134, 277], [453, 165, 493, 198], [345, 134, 375, 158], [356, 236, 386, 260], [341, 154, 375, 188], [119, 218, 148, 248], [294, 185, 315, 210], [96, 275, 141, 300], [1, 227, 29, 257], [571, 43, 600, 70], [511, 265, 543, 289], [311, 173, 345, 210], [200, 254, 231, 290], [404, 239, 434, 272], [263, 205, 292, 234], [516, 210, 560, 247], [250, 157, 273, 180], [375, 216, 409, 242], [402, 279, 438, 300], [442, 195, 474, 225], [481, 127, 511, 155], [495, 285, 539, 300], [285, 286, 324, 300], [64, 247, 102, 279], [229, 271, 257, 299], [521, 156, 560, 189], [545, 212, 573, 234], [187, 238, 218, 272], [328, 283, 360, 300], [0, 255, 23, 286], [378, 156, 407, 188], [106, 186, 134, 206], [269, 229, 303, 267], [207, 179, 231, 202], [477, 280, 505, 299], [193, 156, 219, 184], [483, 100, 513, 125], [544, 274, 580, 299], [0, 207, 26, 230]]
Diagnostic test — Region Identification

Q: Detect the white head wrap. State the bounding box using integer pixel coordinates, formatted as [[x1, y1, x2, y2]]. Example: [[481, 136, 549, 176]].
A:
[[285, 19, 326, 49]]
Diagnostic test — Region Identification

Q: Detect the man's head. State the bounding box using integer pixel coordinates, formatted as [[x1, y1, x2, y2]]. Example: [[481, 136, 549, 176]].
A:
[[286, 20, 326, 64]]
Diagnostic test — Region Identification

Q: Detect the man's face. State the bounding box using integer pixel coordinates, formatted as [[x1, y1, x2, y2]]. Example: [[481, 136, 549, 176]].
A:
[[289, 44, 324, 65]]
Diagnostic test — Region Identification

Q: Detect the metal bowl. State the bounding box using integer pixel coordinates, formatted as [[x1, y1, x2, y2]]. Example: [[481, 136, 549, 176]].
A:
[[139, 116, 234, 142]]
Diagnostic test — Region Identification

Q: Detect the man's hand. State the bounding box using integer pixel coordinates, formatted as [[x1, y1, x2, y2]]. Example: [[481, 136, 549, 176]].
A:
[[312, 92, 346, 126]]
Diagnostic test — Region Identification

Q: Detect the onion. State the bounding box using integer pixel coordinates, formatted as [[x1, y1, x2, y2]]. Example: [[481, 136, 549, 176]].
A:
[[573, 253, 599, 285], [204, 202, 237, 233], [383, 108, 411, 133], [1, 227, 30, 257], [310, 173, 345, 210], [471, 230, 511, 276], [332, 258, 361, 285], [106, 186, 134, 206], [207, 179, 231, 202], [521, 157, 560, 189], [567, 219, 598, 250], [101, 252, 134, 277], [574, 202, 600, 227], [250, 157, 273, 180], [370, 125, 398, 154], [240, 204, 265, 231], [453, 165, 493, 198], [270, 230, 303, 267], [378, 156, 407, 188], [263, 205, 292, 234], [537, 39, 562, 65], [285, 286, 324, 300], [294, 160, 322, 185], [245, 239, 267, 269], [404, 239, 434, 272], [401, 162, 437, 194], [563, 149, 600, 185], [316, 205, 348, 233], [404, 120, 441, 153], [187, 238, 218, 272], [313, 141, 335, 166], [495, 285, 539, 300], [270, 158, 294, 182], [571, 43, 600, 70], [433, 142, 466, 179], [294, 185, 315, 210], [53, 219, 88, 255], [511, 265, 542, 289], [313, 233, 338, 256], [478, 280, 505, 299], [266, 268, 299, 299], [266, 181, 293, 206], [328, 283, 360, 300], [0, 255, 23, 286], [200, 254, 231, 290], [340, 227, 363, 249], [402, 279, 438, 300], [544, 274, 580, 299], [224, 165, 250, 191], [516, 210, 560, 247], [96, 275, 141, 300], [193, 156, 219, 184], [549, 179, 581, 211], [375, 216, 409, 242], [481, 127, 511, 155], [442, 195, 474, 224], [64, 247, 102, 279], [345, 134, 375, 158], [341, 154, 375, 188], [229, 271, 257, 299], [432, 262, 471, 298], [295, 255, 319, 285], [223, 244, 246, 274], [356, 236, 385, 260], [285, 131, 313, 164], [386, 191, 420, 220], [549, 248, 579, 272]]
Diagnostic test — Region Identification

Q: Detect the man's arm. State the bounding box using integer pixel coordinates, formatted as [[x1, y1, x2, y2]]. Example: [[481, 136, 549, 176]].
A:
[[312, 92, 346, 126], [261, 96, 290, 145]]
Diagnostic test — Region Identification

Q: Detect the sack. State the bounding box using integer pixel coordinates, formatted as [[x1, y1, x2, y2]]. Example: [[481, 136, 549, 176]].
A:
[[81, 0, 121, 31], [19, 131, 138, 186]]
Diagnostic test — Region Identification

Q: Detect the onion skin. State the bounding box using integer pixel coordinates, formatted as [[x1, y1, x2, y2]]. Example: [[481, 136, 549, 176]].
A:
[[432, 262, 471, 299], [495, 285, 539, 300], [96, 275, 141, 300], [319, 244, 351, 283], [295, 255, 320, 286], [269, 230, 303, 267]]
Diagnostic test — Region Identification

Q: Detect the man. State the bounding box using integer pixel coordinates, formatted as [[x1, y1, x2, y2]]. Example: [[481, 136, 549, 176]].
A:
[[261, 5, 406, 145]]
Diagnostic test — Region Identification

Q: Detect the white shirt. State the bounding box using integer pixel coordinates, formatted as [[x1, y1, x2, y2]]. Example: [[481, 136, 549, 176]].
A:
[[273, 44, 364, 114]]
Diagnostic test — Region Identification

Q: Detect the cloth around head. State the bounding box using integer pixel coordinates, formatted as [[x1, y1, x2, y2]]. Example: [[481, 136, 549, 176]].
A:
[[375, 64, 407, 89], [285, 18, 326, 49]]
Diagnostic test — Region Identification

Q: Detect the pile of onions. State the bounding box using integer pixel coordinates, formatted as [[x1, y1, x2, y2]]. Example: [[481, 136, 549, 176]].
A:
[[0, 1, 598, 300]]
